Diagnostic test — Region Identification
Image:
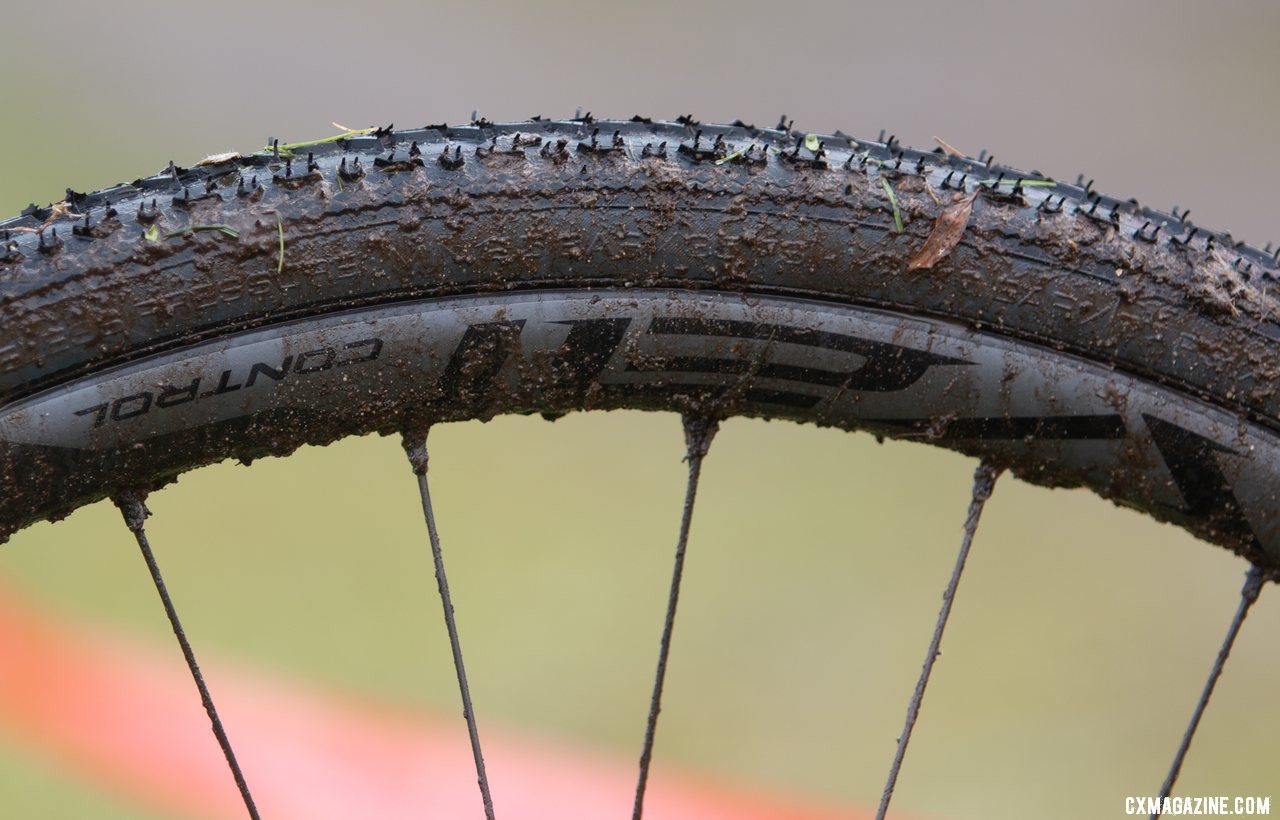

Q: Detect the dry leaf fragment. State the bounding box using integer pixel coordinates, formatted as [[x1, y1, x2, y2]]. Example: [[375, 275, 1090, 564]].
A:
[[907, 192, 977, 271], [4, 200, 84, 234]]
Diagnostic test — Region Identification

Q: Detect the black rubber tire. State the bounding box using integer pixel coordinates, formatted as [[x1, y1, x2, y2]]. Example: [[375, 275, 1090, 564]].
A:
[[2, 117, 1278, 568]]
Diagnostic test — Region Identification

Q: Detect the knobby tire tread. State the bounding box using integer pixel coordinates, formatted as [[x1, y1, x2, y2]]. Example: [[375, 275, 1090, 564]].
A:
[[1, 116, 1277, 565]]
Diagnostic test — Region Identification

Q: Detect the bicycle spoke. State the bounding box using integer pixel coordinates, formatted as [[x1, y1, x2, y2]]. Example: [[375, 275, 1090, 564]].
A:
[[114, 493, 260, 820], [632, 415, 719, 820], [876, 461, 1001, 820], [1150, 565, 1267, 819], [404, 435, 496, 820]]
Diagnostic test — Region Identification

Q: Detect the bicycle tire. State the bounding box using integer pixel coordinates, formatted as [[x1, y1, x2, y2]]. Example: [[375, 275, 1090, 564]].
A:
[[1, 116, 1278, 573]]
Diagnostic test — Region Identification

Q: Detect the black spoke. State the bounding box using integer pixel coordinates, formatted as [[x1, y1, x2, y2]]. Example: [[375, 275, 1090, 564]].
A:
[[632, 415, 719, 820], [114, 492, 260, 820], [1151, 565, 1267, 819], [877, 461, 1001, 820], [404, 435, 496, 820]]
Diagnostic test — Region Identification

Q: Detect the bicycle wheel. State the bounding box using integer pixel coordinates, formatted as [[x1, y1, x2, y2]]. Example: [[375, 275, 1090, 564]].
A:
[[1, 117, 1277, 816], [2, 116, 1277, 567]]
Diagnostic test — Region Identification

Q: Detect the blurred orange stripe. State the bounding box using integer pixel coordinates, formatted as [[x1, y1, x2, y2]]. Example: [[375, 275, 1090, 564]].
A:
[[0, 581, 868, 819]]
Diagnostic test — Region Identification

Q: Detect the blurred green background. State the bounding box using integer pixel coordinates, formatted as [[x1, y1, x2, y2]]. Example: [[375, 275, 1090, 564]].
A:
[[1, 1, 1279, 817]]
